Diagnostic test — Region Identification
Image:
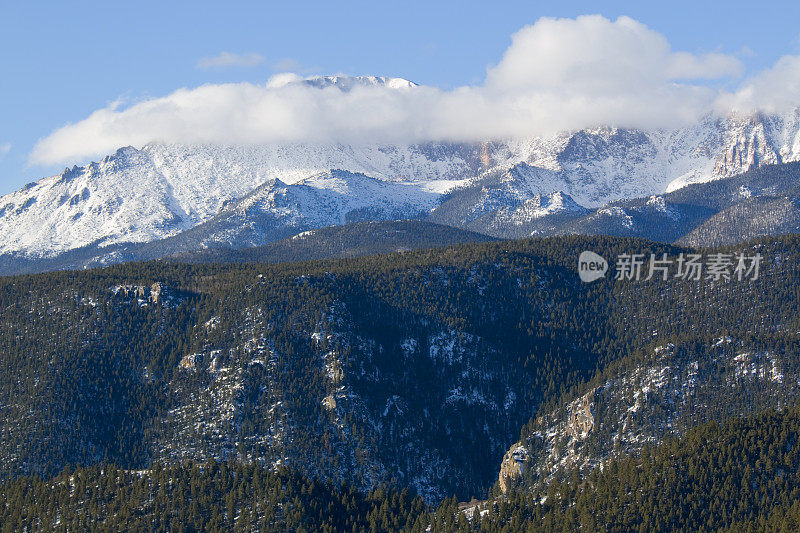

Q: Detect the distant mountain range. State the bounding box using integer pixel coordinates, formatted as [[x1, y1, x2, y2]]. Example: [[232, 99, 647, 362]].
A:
[[533, 161, 800, 246], [3, 160, 800, 275], [168, 220, 497, 265], [2, 76, 800, 273]]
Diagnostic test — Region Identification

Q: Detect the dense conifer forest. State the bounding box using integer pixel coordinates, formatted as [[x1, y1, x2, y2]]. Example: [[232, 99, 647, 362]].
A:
[[1, 234, 799, 529], [4, 406, 800, 531]]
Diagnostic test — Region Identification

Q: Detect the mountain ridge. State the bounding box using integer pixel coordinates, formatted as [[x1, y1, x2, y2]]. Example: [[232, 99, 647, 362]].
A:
[[4, 84, 800, 262]]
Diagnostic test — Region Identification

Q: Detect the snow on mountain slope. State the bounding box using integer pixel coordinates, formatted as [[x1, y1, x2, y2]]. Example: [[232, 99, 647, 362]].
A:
[[286, 169, 441, 225], [515, 191, 587, 219], [299, 75, 418, 91], [496, 111, 800, 205], [476, 123, 723, 208], [0, 142, 482, 257], [2, 74, 800, 261], [186, 169, 443, 249], [439, 110, 800, 230], [0, 146, 220, 257], [666, 109, 800, 191]]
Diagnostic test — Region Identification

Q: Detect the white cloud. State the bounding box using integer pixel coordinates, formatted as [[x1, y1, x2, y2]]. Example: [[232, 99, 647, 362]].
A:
[[0, 143, 9, 158], [271, 58, 321, 74], [485, 16, 741, 91], [477, 15, 742, 134], [32, 15, 799, 167], [666, 51, 744, 80], [272, 58, 302, 72], [717, 54, 800, 113], [197, 51, 265, 69]]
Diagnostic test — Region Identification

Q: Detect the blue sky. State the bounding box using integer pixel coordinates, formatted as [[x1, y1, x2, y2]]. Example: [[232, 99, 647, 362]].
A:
[[2, 0, 800, 194]]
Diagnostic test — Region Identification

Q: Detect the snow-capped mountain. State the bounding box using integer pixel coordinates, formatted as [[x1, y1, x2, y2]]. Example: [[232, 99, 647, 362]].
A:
[[298, 75, 418, 91], [166, 169, 442, 251], [667, 109, 800, 190], [0, 141, 476, 257], [426, 164, 591, 238], [2, 75, 800, 263]]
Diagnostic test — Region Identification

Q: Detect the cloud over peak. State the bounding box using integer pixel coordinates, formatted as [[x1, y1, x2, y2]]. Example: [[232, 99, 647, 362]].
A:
[[718, 54, 800, 113], [31, 16, 800, 167], [197, 51, 265, 69], [485, 15, 742, 92]]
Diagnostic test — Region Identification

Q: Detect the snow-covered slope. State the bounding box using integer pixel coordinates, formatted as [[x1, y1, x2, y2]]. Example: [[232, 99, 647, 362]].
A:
[[667, 110, 800, 191], [427, 164, 590, 238], [2, 75, 800, 260], [0, 142, 479, 257], [299, 75, 418, 91], [173, 169, 442, 250]]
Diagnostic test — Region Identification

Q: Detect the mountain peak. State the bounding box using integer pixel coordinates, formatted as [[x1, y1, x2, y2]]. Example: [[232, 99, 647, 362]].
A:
[[303, 75, 417, 90], [268, 75, 418, 92]]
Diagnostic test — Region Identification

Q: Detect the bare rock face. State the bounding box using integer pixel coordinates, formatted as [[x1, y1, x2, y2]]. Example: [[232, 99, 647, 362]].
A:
[[111, 282, 163, 304], [322, 394, 337, 411], [498, 445, 529, 493], [567, 388, 596, 440], [714, 117, 780, 177], [149, 282, 163, 304], [178, 353, 202, 372], [110, 282, 186, 307], [498, 338, 800, 498]]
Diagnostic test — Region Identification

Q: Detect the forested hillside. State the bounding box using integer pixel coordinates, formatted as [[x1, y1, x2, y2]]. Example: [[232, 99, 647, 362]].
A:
[[170, 220, 497, 264], [0, 462, 428, 532], [1, 234, 798, 506], [0, 220, 496, 275], [5, 406, 800, 531], [431, 406, 800, 531]]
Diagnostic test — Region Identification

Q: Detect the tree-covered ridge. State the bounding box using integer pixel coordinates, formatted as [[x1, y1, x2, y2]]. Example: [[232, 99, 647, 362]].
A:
[[6, 405, 800, 532], [0, 462, 428, 532], [0, 220, 498, 276], [436, 406, 800, 532], [502, 335, 800, 498], [169, 220, 498, 265], [0, 234, 799, 502]]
